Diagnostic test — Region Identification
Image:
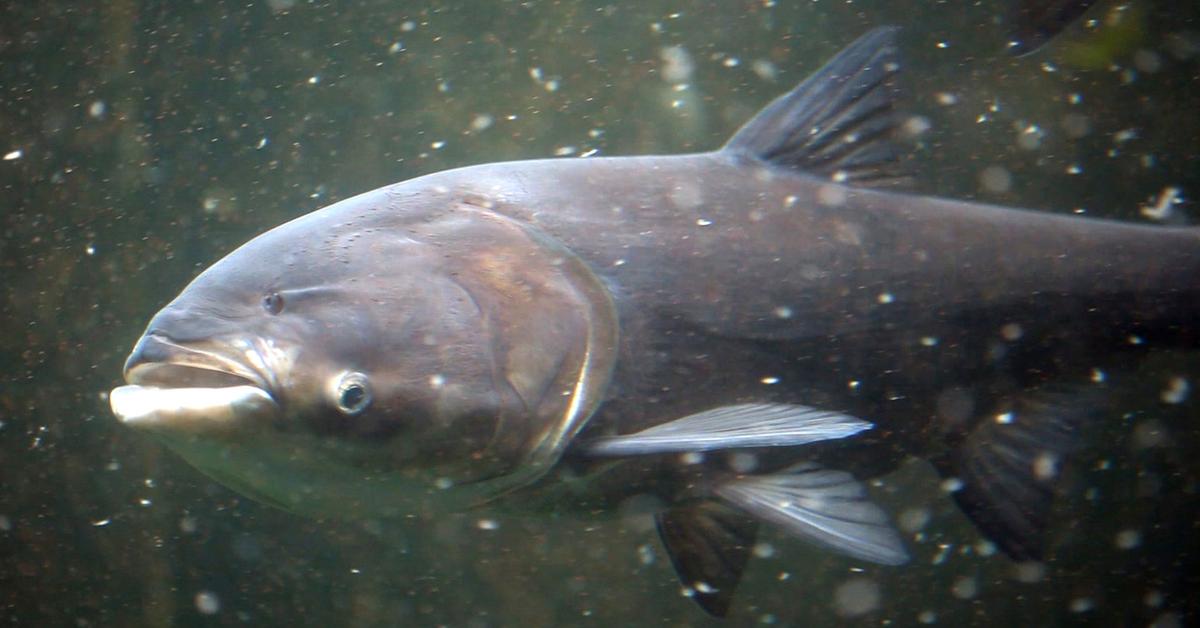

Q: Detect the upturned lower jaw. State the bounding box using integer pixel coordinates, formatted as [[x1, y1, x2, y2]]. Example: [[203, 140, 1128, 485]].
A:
[[115, 334, 279, 433], [110, 383, 277, 433]]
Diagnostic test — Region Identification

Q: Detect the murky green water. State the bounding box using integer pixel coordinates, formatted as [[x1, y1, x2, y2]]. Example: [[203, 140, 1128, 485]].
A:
[[2, 1, 1198, 625]]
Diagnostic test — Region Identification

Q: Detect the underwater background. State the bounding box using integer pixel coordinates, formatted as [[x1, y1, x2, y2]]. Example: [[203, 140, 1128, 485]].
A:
[[2, 1, 1199, 625]]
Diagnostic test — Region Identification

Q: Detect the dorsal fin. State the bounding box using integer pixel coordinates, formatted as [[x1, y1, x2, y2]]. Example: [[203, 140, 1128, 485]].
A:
[[722, 26, 908, 187]]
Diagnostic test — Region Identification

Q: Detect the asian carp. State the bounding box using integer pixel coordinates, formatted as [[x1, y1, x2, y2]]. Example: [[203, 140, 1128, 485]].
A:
[[110, 27, 1199, 616]]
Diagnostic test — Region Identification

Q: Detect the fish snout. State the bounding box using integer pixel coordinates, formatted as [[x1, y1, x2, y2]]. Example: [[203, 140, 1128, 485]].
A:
[[123, 333, 179, 379]]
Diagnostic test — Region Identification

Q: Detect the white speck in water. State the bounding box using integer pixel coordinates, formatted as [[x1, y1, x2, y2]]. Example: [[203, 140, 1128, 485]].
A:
[[476, 519, 499, 531], [1001, 323, 1024, 341], [777, 571, 790, 581], [1140, 186, 1182, 221], [935, 92, 958, 106], [722, 57, 740, 68], [898, 507, 931, 533], [931, 543, 953, 565], [936, 41, 949, 49], [696, 218, 712, 226], [659, 45, 695, 84], [940, 477, 964, 493], [1016, 123, 1044, 151], [995, 412, 1014, 425], [388, 41, 404, 54], [1033, 452, 1059, 480], [903, 115, 932, 137], [85, 243, 96, 256], [877, 292, 895, 305], [469, 114, 494, 132], [544, 79, 559, 92], [831, 170, 849, 183], [3, 149, 22, 161], [307, 75, 320, 85], [1128, 334, 1145, 345], [751, 59, 777, 81], [429, 374, 445, 389], [669, 181, 703, 209], [848, 380, 861, 390], [194, 591, 221, 615], [832, 577, 880, 617], [918, 610, 938, 624], [773, 306, 794, 319], [695, 581, 717, 594], [1091, 368, 1106, 383], [760, 376, 779, 385], [613, 258, 626, 267], [554, 146, 576, 157], [88, 100, 107, 118], [434, 477, 454, 490], [980, 165, 1012, 194], [752, 542, 775, 559], [430, 140, 445, 150], [1069, 597, 1095, 613], [1161, 376, 1189, 404], [256, 137, 268, 149], [400, 20, 416, 32], [1066, 163, 1082, 175], [1115, 529, 1142, 550], [680, 452, 704, 465], [951, 575, 978, 599], [637, 543, 656, 565], [920, 336, 939, 347], [92, 518, 111, 527], [1013, 561, 1046, 583], [975, 540, 997, 557]]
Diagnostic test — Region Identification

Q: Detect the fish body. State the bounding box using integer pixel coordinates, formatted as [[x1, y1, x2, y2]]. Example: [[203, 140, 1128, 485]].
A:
[[111, 28, 1198, 616]]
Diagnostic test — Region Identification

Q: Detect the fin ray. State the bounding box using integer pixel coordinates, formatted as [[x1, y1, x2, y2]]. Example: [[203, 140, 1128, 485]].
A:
[[940, 388, 1094, 559], [656, 502, 758, 618], [584, 403, 872, 457], [716, 463, 909, 565], [722, 26, 908, 186]]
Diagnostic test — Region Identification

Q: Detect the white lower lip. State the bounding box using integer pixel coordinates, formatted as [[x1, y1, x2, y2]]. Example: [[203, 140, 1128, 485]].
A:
[[110, 384, 277, 431]]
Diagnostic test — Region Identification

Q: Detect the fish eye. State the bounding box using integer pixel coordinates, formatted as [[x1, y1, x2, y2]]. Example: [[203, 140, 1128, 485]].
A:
[[262, 292, 285, 315], [333, 372, 372, 415]]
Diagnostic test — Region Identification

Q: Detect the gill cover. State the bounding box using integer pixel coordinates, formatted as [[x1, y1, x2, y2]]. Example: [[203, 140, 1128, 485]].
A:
[[432, 201, 619, 498]]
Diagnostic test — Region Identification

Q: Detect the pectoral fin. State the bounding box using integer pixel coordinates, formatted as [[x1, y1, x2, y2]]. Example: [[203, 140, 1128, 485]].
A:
[[583, 403, 872, 457], [656, 501, 759, 618], [716, 463, 909, 565]]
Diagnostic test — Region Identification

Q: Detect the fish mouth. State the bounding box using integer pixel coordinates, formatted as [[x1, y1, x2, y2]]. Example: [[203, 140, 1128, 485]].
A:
[[111, 333, 279, 433]]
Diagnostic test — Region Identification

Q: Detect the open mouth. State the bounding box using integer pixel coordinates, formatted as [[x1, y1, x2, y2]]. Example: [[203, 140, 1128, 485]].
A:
[[111, 334, 279, 432]]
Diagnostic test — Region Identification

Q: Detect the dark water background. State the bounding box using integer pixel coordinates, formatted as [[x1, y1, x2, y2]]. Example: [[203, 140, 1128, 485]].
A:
[[3, 1, 1199, 625]]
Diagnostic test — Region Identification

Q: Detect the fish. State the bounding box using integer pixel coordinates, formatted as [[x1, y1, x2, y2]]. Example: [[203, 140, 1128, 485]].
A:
[[110, 27, 1199, 617], [1007, 0, 1099, 55]]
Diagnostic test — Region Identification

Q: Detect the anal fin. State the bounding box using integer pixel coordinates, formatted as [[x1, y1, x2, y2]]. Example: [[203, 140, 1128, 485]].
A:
[[939, 388, 1094, 560], [656, 501, 759, 618]]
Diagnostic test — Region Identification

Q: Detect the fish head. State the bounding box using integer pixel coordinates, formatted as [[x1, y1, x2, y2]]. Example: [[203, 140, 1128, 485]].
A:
[[112, 187, 618, 516]]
